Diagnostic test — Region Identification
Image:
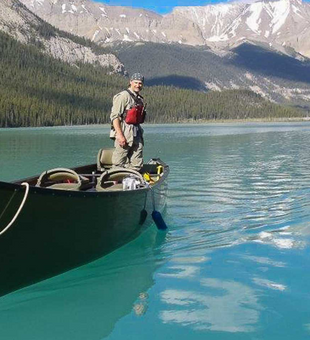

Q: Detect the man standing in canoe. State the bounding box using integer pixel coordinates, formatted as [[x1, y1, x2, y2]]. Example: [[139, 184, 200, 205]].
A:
[[110, 73, 146, 171]]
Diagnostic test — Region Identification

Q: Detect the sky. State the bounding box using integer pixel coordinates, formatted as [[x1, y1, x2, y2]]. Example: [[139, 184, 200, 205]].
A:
[[93, 0, 229, 14], [94, 0, 310, 14]]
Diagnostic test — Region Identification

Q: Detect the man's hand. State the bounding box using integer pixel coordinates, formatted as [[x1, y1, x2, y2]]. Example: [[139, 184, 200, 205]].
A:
[[117, 134, 127, 147], [113, 118, 127, 147]]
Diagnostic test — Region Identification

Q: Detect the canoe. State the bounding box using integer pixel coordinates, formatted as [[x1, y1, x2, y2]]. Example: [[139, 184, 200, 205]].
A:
[[0, 148, 169, 297]]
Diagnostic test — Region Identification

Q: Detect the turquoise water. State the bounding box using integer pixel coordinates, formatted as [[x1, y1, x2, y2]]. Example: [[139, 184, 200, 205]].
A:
[[1, 123, 310, 339]]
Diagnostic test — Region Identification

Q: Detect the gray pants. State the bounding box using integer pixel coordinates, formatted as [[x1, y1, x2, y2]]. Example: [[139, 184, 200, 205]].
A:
[[112, 136, 143, 171]]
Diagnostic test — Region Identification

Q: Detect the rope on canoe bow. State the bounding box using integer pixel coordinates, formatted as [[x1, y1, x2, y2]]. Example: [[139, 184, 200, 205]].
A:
[[0, 182, 29, 236]]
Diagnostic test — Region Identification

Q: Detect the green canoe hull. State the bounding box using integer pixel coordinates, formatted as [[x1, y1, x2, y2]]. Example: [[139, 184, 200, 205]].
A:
[[0, 161, 168, 297]]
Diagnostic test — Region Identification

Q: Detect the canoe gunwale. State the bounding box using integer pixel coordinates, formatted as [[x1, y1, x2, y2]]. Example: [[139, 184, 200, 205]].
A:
[[0, 160, 169, 198]]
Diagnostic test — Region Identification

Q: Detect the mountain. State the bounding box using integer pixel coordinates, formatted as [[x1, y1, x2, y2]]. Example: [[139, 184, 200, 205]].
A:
[[0, 0, 306, 127], [0, 0, 124, 72], [113, 41, 310, 109], [17, 0, 310, 110], [172, 0, 310, 59], [1, 27, 301, 128], [19, 0, 310, 59], [0, 28, 130, 127]]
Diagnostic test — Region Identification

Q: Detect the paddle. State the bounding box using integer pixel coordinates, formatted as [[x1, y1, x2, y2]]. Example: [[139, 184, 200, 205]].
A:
[[152, 210, 167, 230], [150, 187, 167, 230]]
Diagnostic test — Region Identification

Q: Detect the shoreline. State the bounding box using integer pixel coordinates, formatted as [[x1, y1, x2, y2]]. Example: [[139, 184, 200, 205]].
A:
[[1, 117, 310, 129], [177, 117, 310, 124]]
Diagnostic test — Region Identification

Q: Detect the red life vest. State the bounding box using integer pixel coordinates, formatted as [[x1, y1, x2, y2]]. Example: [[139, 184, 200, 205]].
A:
[[124, 90, 146, 125], [125, 104, 145, 124]]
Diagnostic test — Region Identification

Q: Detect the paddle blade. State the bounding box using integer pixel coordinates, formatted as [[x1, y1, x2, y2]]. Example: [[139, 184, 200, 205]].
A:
[[152, 210, 168, 230]]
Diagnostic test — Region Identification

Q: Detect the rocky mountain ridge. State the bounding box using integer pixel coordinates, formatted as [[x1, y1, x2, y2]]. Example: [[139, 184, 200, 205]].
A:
[[0, 0, 124, 72], [1, 0, 309, 110], [115, 41, 310, 108], [19, 0, 310, 58]]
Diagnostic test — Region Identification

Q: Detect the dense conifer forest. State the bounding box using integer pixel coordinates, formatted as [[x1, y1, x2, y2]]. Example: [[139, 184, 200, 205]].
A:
[[0, 31, 302, 128]]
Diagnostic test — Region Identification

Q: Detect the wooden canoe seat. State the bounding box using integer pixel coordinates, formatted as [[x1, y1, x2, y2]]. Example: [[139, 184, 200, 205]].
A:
[[97, 148, 115, 172], [36, 168, 90, 191]]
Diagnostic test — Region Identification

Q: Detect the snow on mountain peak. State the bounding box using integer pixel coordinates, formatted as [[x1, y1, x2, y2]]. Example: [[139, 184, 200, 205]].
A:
[[269, 0, 291, 34], [18, 0, 310, 59], [28, 0, 45, 6], [246, 2, 264, 33]]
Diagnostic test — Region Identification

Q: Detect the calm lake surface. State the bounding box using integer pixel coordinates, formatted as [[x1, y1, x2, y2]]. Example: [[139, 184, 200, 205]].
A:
[[1, 123, 310, 339]]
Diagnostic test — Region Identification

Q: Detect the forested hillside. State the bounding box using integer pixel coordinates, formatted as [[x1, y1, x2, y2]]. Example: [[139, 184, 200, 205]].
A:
[[0, 30, 124, 127], [0, 31, 303, 127], [144, 87, 301, 122], [114, 42, 310, 109]]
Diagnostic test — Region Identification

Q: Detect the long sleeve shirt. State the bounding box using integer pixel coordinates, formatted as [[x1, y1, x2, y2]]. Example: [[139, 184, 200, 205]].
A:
[[109, 89, 144, 145]]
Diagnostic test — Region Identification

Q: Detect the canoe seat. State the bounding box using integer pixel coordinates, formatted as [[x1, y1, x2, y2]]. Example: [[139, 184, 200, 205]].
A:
[[96, 168, 144, 191], [97, 148, 115, 172], [36, 168, 90, 191]]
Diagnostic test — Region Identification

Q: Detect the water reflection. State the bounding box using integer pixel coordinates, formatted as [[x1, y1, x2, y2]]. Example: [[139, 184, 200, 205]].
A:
[[167, 126, 310, 254], [0, 228, 166, 339], [242, 255, 286, 268], [252, 278, 286, 291], [246, 227, 307, 249], [305, 323, 310, 333], [160, 278, 261, 332], [2, 124, 310, 339], [133, 292, 149, 316]]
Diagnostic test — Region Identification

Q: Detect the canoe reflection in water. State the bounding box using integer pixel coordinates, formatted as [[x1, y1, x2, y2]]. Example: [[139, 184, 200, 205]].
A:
[[0, 228, 167, 339], [0, 148, 169, 297]]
